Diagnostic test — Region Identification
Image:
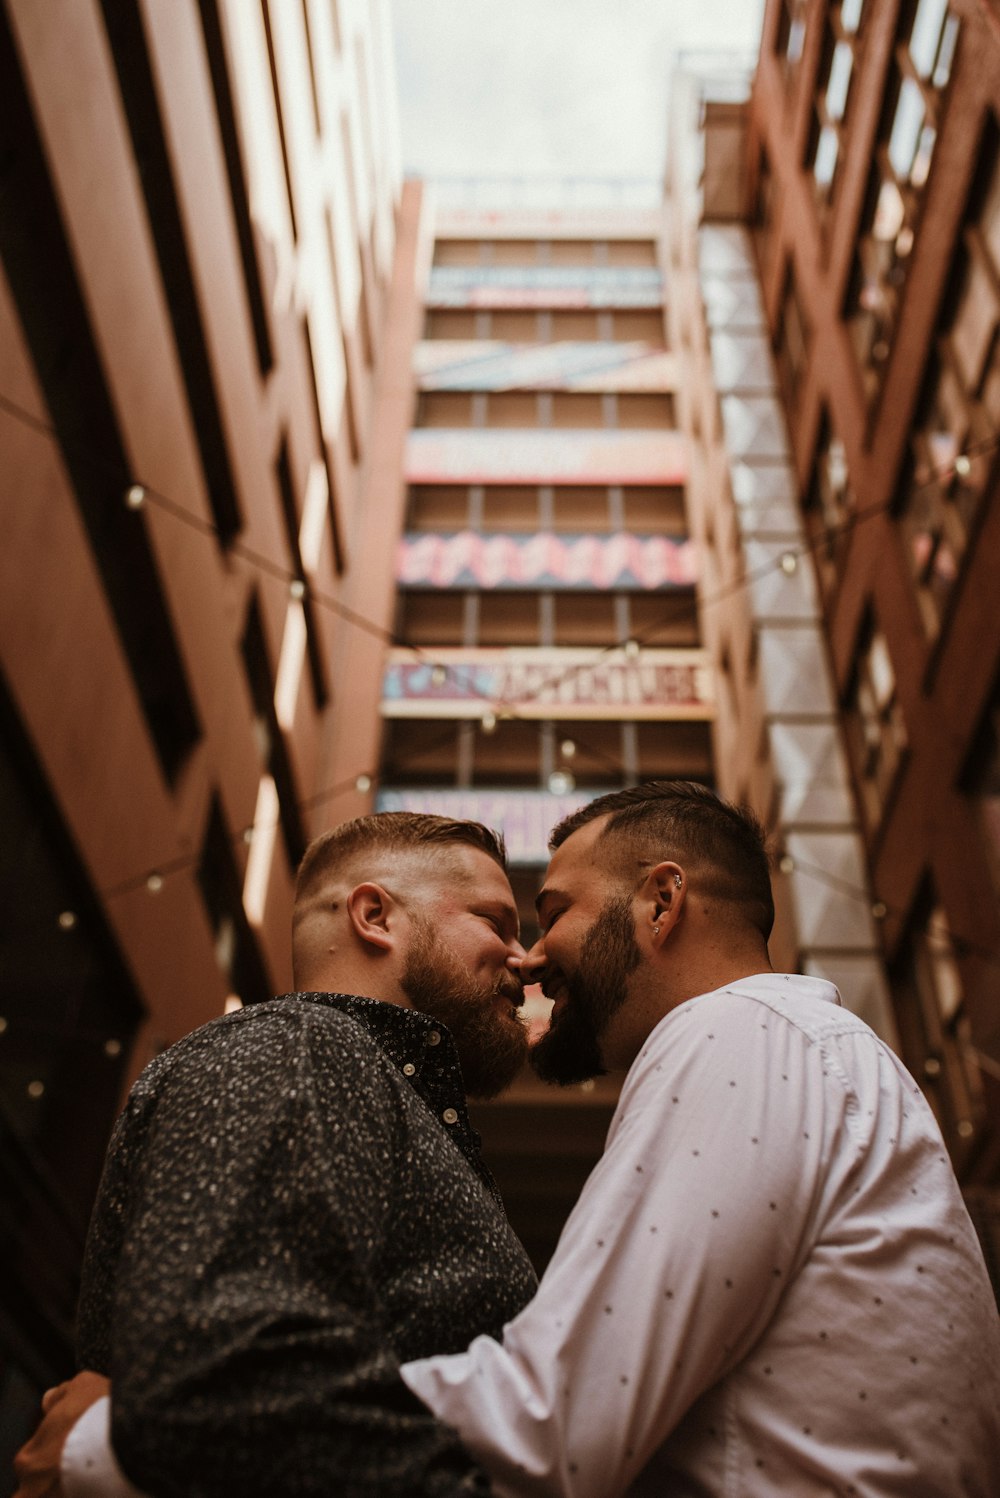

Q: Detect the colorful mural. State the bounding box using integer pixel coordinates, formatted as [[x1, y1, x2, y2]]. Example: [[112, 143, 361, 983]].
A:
[[414, 340, 675, 392], [396, 531, 697, 590], [381, 648, 714, 720], [405, 428, 688, 485]]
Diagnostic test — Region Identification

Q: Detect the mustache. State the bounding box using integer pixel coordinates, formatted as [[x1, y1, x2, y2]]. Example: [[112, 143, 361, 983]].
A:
[[493, 970, 526, 1007]]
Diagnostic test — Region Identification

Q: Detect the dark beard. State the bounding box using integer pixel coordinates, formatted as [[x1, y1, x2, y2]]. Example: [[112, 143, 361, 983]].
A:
[[530, 894, 641, 1086], [401, 919, 528, 1100]]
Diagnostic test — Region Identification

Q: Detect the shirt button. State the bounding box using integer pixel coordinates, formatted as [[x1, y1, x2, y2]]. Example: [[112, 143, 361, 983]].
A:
[[402, 1063, 416, 1077], [426, 1030, 441, 1046], [442, 1108, 459, 1125]]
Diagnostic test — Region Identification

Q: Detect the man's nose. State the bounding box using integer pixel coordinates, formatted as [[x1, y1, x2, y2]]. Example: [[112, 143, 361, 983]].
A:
[[505, 937, 527, 969], [520, 936, 547, 983]]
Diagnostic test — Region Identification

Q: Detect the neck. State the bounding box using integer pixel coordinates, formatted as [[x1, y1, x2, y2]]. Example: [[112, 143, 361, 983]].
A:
[[294, 966, 409, 1007], [604, 939, 772, 1072]]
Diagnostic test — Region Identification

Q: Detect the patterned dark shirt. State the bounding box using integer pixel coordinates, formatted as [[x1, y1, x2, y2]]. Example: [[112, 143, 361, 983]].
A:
[[77, 993, 538, 1498]]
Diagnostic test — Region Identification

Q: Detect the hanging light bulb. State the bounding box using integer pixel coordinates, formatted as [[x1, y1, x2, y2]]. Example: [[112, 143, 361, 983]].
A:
[[481, 712, 497, 734], [289, 578, 307, 601], [954, 454, 971, 478], [430, 664, 448, 687], [125, 484, 147, 510], [779, 552, 798, 576], [355, 773, 372, 793], [146, 872, 164, 894], [58, 910, 78, 931], [560, 739, 577, 759]]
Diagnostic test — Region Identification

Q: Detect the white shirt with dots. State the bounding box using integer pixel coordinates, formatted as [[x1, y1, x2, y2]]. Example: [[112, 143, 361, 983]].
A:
[[402, 973, 1000, 1497]]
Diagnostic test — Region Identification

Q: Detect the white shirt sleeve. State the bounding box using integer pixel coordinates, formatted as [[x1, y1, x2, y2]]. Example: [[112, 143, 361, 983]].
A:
[[61, 1397, 147, 1498], [402, 992, 836, 1497]]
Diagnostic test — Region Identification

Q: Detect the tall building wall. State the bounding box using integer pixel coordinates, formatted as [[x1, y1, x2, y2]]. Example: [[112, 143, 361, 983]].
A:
[[668, 0, 1000, 1273], [0, 0, 409, 1422], [749, 0, 1000, 1191]]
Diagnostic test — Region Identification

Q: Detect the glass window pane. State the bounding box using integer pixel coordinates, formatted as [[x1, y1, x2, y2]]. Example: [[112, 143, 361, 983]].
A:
[[870, 633, 895, 708], [826, 41, 854, 120], [888, 77, 926, 180], [911, 123, 937, 187], [873, 179, 905, 242], [814, 125, 840, 188], [933, 13, 960, 87], [909, 0, 948, 80], [841, 0, 865, 34], [787, 16, 806, 65]]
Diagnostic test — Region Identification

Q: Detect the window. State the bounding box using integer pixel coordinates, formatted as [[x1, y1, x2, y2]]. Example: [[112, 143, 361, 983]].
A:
[[893, 892, 984, 1158], [844, 0, 959, 399], [240, 597, 307, 874], [845, 618, 907, 826], [896, 119, 1000, 636], [962, 677, 1000, 904], [198, 797, 271, 1008], [776, 260, 811, 405], [806, 3, 866, 204], [753, 146, 778, 273], [805, 412, 855, 595], [274, 437, 329, 707], [775, 0, 808, 87]]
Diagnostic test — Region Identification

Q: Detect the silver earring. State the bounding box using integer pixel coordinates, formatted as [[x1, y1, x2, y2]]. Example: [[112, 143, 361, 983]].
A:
[[675, 875, 682, 888], [652, 925, 660, 935]]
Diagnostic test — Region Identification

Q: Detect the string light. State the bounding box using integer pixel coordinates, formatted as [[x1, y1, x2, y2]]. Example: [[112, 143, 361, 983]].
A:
[[548, 770, 575, 794], [103, 1039, 122, 1058], [560, 739, 577, 759], [1, 386, 998, 982], [288, 578, 307, 601], [872, 900, 888, 920], [27, 1081, 45, 1099], [58, 910, 78, 930]]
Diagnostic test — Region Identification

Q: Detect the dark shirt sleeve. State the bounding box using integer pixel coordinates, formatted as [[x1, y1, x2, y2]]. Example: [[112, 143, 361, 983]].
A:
[[78, 1010, 491, 1498]]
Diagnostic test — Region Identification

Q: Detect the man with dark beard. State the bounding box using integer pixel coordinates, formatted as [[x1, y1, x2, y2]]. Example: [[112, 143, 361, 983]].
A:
[[403, 781, 1000, 1496], [23, 788, 1000, 1496], [16, 812, 537, 1498]]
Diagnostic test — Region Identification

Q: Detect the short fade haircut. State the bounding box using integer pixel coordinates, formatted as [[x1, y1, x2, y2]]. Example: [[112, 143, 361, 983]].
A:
[[295, 811, 508, 904], [550, 780, 774, 941]]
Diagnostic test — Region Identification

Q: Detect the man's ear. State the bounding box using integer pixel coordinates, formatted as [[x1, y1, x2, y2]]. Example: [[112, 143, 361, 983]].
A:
[[640, 861, 687, 948], [346, 882, 397, 953]]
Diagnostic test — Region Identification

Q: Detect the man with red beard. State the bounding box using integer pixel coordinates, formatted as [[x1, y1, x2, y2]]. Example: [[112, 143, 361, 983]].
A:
[[23, 786, 1000, 1495], [16, 812, 536, 1498], [404, 781, 1000, 1496]]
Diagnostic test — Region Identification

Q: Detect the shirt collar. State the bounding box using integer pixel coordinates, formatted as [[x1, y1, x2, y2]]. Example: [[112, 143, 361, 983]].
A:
[[277, 992, 494, 1190], [717, 973, 843, 1007]]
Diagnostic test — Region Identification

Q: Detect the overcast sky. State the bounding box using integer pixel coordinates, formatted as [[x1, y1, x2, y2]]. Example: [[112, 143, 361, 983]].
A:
[[388, 0, 765, 181]]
